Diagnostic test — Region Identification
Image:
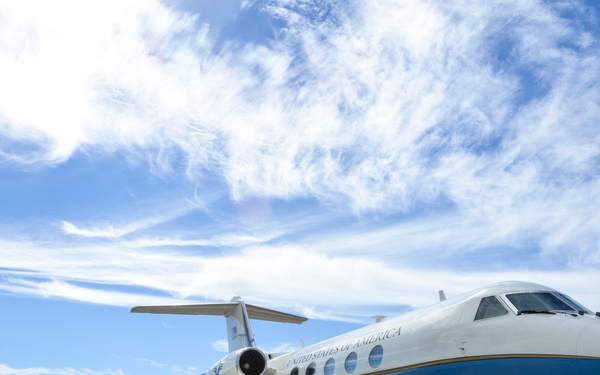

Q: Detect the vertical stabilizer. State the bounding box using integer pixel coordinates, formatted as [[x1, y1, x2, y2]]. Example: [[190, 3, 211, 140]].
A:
[[226, 296, 256, 352]]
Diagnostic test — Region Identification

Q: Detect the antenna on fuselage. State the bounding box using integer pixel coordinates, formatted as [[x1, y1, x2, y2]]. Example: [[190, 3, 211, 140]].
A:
[[438, 290, 447, 302], [372, 315, 386, 323]]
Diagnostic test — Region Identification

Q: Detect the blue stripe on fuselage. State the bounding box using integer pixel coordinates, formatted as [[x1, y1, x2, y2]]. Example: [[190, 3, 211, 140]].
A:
[[389, 357, 600, 374]]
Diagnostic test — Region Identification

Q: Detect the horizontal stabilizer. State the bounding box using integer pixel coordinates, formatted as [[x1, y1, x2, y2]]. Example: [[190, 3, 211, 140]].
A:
[[131, 302, 307, 324]]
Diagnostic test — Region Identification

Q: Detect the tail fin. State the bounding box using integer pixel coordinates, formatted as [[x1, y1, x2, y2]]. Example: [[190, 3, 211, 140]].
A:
[[226, 296, 256, 351], [131, 296, 307, 353]]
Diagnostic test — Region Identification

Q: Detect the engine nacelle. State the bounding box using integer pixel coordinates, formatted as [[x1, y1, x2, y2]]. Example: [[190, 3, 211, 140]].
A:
[[203, 348, 268, 375]]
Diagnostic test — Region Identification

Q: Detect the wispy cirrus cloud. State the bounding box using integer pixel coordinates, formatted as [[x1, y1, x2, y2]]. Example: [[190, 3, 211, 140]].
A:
[[0, 0, 599, 324], [132, 358, 197, 375], [61, 221, 135, 239], [210, 339, 229, 353], [59, 203, 197, 239], [0, 364, 126, 375], [0, 278, 196, 307], [2, 235, 599, 316], [1, 0, 598, 232]]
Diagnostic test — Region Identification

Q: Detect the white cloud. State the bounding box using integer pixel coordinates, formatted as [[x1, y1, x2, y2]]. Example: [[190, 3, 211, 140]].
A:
[[61, 221, 131, 239], [122, 232, 281, 248], [0, 0, 212, 165], [259, 342, 303, 355], [1, 236, 600, 315], [0, 278, 195, 307], [211, 339, 229, 353], [0, 0, 598, 241], [0, 0, 599, 322], [60, 201, 197, 239], [0, 364, 126, 375], [133, 358, 197, 375]]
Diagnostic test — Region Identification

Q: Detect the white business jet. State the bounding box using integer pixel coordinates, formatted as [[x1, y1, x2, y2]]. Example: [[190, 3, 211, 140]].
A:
[[131, 281, 600, 375]]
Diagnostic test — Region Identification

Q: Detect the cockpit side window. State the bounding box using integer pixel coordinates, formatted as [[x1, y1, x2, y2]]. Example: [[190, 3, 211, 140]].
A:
[[475, 296, 508, 321], [558, 293, 593, 314], [505, 292, 575, 313]]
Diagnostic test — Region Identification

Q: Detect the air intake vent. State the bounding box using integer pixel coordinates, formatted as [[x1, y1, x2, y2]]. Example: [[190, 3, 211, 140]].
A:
[[239, 349, 267, 375]]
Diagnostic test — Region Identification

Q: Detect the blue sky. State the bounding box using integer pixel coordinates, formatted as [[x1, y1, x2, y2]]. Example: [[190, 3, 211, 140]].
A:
[[1, 0, 600, 373]]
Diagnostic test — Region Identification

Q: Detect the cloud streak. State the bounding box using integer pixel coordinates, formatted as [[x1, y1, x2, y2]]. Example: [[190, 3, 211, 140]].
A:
[[1, 233, 599, 316], [0, 364, 126, 375]]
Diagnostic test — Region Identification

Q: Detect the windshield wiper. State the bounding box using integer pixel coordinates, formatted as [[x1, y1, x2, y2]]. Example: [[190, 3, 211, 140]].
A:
[[517, 310, 556, 315], [550, 310, 580, 317], [517, 310, 580, 316]]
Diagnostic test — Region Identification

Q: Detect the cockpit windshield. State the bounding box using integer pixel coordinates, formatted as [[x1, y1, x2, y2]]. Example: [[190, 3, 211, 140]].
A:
[[505, 292, 578, 314]]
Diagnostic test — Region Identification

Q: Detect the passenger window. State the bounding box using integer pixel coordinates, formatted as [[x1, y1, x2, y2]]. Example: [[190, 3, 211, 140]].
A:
[[344, 352, 357, 374], [475, 296, 508, 321], [324, 358, 335, 375], [368, 345, 384, 368]]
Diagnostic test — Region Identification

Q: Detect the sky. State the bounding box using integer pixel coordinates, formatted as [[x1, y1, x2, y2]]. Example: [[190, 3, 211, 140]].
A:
[[1, 0, 600, 373]]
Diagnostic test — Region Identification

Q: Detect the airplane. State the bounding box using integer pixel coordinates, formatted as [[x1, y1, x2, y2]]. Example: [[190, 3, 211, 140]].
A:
[[131, 281, 600, 375]]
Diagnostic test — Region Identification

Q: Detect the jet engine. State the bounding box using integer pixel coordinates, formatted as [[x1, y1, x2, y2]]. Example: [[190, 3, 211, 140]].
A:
[[204, 347, 268, 375]]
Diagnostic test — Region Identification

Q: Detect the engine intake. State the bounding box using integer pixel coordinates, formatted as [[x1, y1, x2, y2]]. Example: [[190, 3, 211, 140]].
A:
[[239, 348, 267, 375], [205, 348, 268, 375]]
